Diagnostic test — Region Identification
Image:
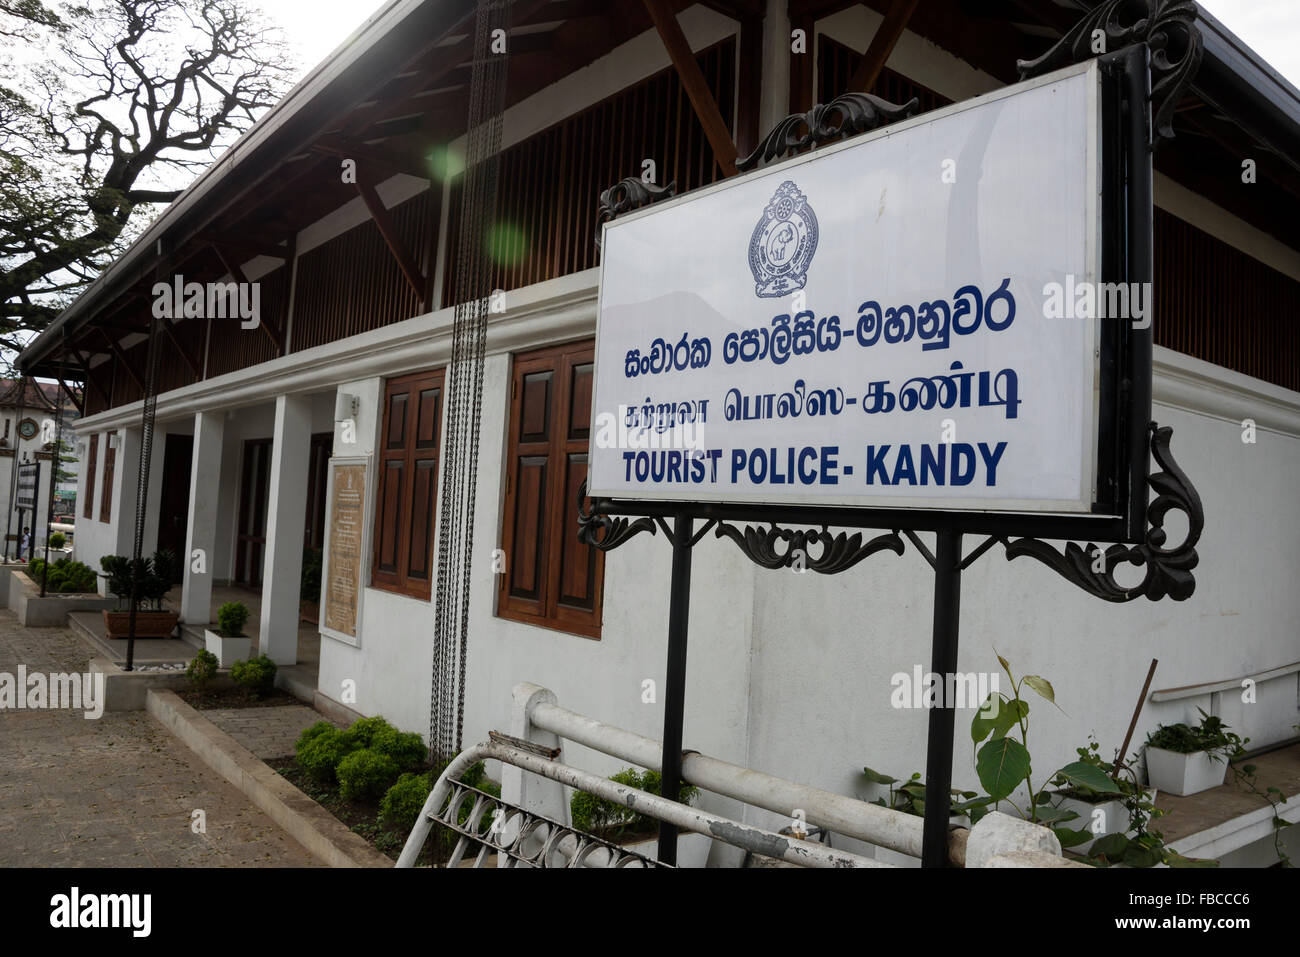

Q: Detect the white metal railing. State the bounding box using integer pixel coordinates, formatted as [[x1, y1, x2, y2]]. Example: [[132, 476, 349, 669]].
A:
[[396, 682, 1077, 868], [396, 741, 883, 867]]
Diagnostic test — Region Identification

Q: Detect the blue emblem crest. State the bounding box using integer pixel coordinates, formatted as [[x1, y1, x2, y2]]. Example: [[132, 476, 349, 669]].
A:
[[748, 181, 818, 298]]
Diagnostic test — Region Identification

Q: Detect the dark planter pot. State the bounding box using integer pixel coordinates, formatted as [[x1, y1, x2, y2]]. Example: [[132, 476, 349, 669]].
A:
[[103, 610, 179, 639]]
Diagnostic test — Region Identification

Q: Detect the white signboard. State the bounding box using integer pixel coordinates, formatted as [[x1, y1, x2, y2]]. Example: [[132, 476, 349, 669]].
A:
[[590, 62, 1103, 514]]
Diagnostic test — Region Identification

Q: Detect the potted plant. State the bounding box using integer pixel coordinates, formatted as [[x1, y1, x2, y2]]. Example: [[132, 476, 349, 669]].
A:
[[1144, 709, 1245, 796], [204, 601, 252, 667], [1046, 737, 1158, 855], [569, 767, 711, 867], [860, 768, 983, 866], [100, 551, 180, 638]]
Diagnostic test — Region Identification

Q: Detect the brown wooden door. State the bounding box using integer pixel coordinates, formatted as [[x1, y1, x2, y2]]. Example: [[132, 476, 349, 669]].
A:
[[156, 434, 193, 582]]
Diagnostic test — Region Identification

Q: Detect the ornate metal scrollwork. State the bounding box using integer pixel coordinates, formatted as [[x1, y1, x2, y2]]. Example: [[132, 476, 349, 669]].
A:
[[595, 177, 677, 246], [736, 92, 919, 172], [713, 522, 905, 574], [1003, 424, 1202, 602], [1017, 0, 1203, 142], [577, 480, 658, 550]]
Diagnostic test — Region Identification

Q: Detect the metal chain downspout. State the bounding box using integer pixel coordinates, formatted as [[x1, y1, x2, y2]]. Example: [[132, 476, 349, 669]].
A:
[[125, 276, 164, 672], [429, 0, 511, 760]]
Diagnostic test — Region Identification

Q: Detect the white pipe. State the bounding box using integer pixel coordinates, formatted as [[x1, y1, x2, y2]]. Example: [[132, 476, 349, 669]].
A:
[[528, 699, 933, 859], [396, 743, 884, 869]]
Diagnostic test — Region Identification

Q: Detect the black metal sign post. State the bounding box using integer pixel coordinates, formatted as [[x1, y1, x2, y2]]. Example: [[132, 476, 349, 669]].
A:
[[581, 4, 1204, 868]]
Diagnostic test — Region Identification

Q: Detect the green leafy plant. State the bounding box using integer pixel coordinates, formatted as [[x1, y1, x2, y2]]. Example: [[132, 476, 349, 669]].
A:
[[337, 749, 401, 802], [380, 771, 434, 831], [1148, 714, 1291, 868], [48, 531, 66, 549], [230, 653, 276, 699], [28, 556, 96, 592], [863, 655, 1218, 868], [215, 601, 249, 637], [369, 724, 427, 771], [99, 551, 176, 610], [1147, 708, 1245, 760], [185, 649, 219, 692], [296, 722, 357, 784], [569, 767, 698, 840]]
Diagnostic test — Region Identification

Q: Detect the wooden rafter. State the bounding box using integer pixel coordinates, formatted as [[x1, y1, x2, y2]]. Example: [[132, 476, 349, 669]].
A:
[[311, 136, 432, 180], [355, 176, 426, 297], [213, 245, 285, 355], [97, 329, 146, 392], [848, 0, 921, 93], [157, 318, 202, 379], [642, 0, 738, 176], [56, 376, 84, 415]]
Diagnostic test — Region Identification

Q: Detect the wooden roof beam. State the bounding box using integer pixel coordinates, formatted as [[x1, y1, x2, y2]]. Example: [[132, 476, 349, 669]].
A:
[[642, 0, 739, 176], [354, 175, 426, 298], [212, 245, 285, 356], [157, 318, 203, 379], [97, 329, 147, 393], [849, 0, 920, 92]]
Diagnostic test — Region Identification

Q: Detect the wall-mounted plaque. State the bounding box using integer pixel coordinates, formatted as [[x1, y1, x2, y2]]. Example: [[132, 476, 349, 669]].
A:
[[321, 457, 369, 645]]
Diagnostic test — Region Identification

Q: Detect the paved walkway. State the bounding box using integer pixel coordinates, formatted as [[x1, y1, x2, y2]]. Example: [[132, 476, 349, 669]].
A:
[[206, 705, 330, 759], [0, 611, 320, 866]]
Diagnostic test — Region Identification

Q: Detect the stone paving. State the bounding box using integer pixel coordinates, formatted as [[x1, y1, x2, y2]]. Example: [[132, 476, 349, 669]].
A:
[[205, 705, 332, 759], [0, 610, 321, 866]]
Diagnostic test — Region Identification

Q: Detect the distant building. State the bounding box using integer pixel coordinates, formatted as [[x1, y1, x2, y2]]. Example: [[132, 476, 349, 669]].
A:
[[0, 378, 79, 556]]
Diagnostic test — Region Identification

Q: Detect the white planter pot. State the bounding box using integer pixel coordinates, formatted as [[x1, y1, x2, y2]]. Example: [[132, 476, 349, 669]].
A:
[[1053, 789, 1156, 854], [622, 832, 712, 868], [1145, 747, 1227, 796], [204, 629, 251, 668]]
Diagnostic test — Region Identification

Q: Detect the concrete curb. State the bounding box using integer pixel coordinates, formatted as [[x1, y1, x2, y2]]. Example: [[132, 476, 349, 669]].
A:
[[146, 688, 392, 868]]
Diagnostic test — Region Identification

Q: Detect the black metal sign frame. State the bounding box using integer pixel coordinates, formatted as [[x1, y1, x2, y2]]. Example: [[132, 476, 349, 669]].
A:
[[581, 8, 1207, 870]]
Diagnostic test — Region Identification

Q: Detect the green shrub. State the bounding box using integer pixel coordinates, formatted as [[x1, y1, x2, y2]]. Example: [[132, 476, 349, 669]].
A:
[[230, 654, 276, 699], [27, 556, 96, 592], [48, 531, 66, 549], [297, 724, 358, 784], [215, 601, 249, 637], [379, 772, 433, 831], [344, 715, 396, 748], [570, 767, 698, 838], [295, 720, 336, 752], [186, 649, 219, 691], [337, 748, 400, 802], [370, 724, 426, 771]]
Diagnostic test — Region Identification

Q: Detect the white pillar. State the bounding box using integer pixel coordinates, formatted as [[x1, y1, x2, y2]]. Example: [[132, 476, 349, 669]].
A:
[[112, 427, 142, 558], [760, 0, 792, 134], [259, 394, 310, 665], [181, 412, 224, 624]]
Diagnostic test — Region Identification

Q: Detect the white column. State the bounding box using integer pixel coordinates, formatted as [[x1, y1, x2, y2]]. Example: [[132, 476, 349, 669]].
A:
[[760, 0, 792, 134], [259, 394, 311, 665], [181, 412, 224, 624], [112, 427, 142, 558]]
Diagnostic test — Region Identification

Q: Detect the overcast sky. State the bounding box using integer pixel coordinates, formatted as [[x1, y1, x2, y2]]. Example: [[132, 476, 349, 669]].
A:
[[262, 0, 1300, 91]]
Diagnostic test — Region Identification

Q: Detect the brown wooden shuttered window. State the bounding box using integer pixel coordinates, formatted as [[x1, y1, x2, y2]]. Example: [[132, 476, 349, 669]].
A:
[[99, 433, 115, 523], [372, 369, 445, 599], [83, 435, 98, 520], [497, 341, 603, 639]]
